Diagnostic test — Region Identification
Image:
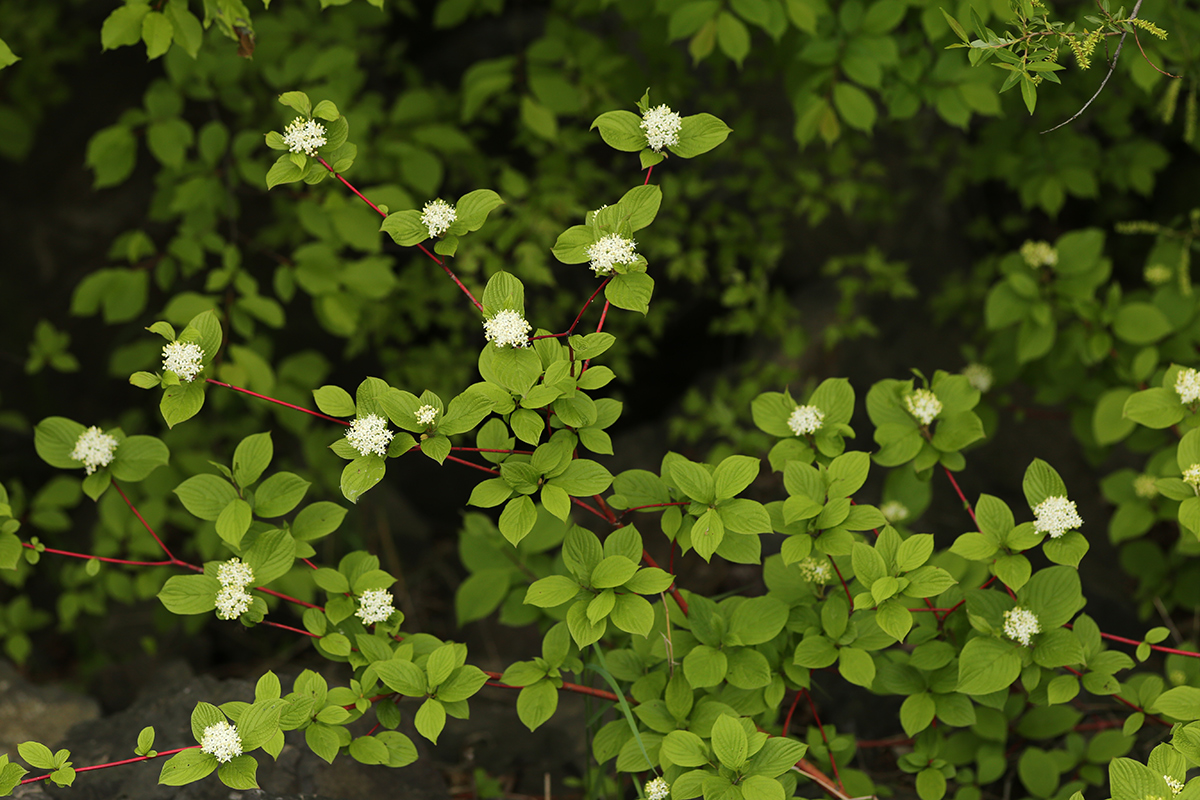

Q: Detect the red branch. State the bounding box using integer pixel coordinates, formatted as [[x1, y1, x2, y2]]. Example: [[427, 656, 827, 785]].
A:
[[941, 466, 978, 528], [113, 481, 192, 566], [22, 543, 174, 568], [530, 278, 613, 341], [20, 746, 199, 785], [802, 688, 844, 793], [207, 379, 349, 425], [1063, 623, 1200, 659], [481, 670, 625, 702], [260, 620, 319, 637], [315, 157, 482, 310]]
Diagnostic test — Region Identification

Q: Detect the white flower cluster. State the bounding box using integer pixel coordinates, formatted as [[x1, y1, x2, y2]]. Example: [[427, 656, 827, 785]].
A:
[[880, 501, 909, 524], [200, 720, 243, 763], [645, 777, 671, 800], [1185, 465, 1200, 491], [420, 199, 456, 238], [586, 233, 638, 276], [641, 104, 682, 152], [483, 310, 531, 348], [1003, 606, 1041, 646], [787, 404, 824, 436], [217, 557, 254, 588], [71, 426, 118, 475], [905, 389, 942, 426], [1033, 495, 1082, 539], [356, 588, 395, 625], [216, 557, 255, 621], [1165, 777, 1184, 795], [415, 404, 438, 426], [1176, 367, 1200, 405], [1133, 474, 1159, 499], [282, 117, 326, 156], [1145, 264, 1173, 286], [797, 557, 831, 584], [346, 414, 394, 457], [1020, 240, 1058, 268], [962, 363, 993, 393], [162, 341, 205, 383]]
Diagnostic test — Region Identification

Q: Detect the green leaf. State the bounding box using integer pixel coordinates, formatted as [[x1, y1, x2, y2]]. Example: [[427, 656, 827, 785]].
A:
[[313, 385, 356, 417], [833, 82, 877, 131], [158, 748, 216, 786], [1153, 686, 1200, 720], [957, 637, 1021, 694], [499, 495, 537, 545], [232, 432, 272, 487], [710, 714, 748, 769], [900, 692, 936, 737], [550, 459, 613, 496], [715, 11, 750, 66], [1123, 387, 1184, 429], [590, 110, 646, 152], [340, 455, 386, 504], [158, 574, 219, 614], [683, 644, 728, 687], [101, 4, 151, 50], [838, 646, 876, 687], [17, 742, 55, 770], [1113, 302, 1173, 345], [0, 37, 19, 69], [673, 113, 732, 158], [254, 472, 310, 517], [605, 272, 654, 314], [142, 11, 174, 60], [414, 698, 446, 744], [160, 380, 206, 428], [516, 678, 559, 731], [376, 660, 427, 697], [610, 593, 655, 636], [525, 575, 580, 607], [291, 502, 347, 542], [662, 730, 710, 767]]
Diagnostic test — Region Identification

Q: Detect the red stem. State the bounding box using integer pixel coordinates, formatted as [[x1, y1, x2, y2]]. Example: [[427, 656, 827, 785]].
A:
[[530, 278, 613, 341], [643, 165, 655, 186], [802, 688, 844, 793], [256, 587, 323, 611], [260, 620, 319, 637], [641, 549, 688, 615], [1062, 624, 1200, 659], [206, 379, 349, 425], [941, 466, 979, 528], [781, 689, 803, 738], [314, 157, 482, 310], [444, 454, 499, 476], [571, 496, 611, 523], [1061, 665, 1167, 725], [829, 557, 853, 606], [20, 746, 199, 784], [23, 543, 174, 568], [482, 670, 624, 702], [621, 501, 689, 513], [113, 481, 186, 564]]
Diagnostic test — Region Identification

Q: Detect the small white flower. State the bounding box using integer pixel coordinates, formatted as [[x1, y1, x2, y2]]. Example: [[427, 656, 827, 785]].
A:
[[420, 199, 456, 238], [787, 405, 825, 436], [1165, 777, 1184, 795], [585, 233, 639, 276], [880, 501, 909, 523], [645, 777, 671, 800], [415, 404, 438, 426], [1133, 474, 1159, 499], [217, 558, 254, 588], [483, 309, 531, 348], [356, 588, 395, 625], [797, 557, 831, 584], [1003, 606, 1041, 646], [215, 586, 252, 620], [1185, 465, 1200, 491], [346, 414, 394, 458], [1176, 368, 1200, 405], [200, 720, 243, 763], [905, 389, 942, 426], [640, 104, 682, 152], [282, 117, 326, 156], [71, 426, 119, 475], [1033, 495, 1083, 539], [1020, 240, 1057, 269], [162, 341, 205, 383], [962, 363, 993, 394], [1145, 264, 1173, 286]]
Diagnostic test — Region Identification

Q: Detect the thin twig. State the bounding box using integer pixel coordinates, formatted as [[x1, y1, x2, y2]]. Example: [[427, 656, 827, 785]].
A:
[[1041, 0, 1144, 133]]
